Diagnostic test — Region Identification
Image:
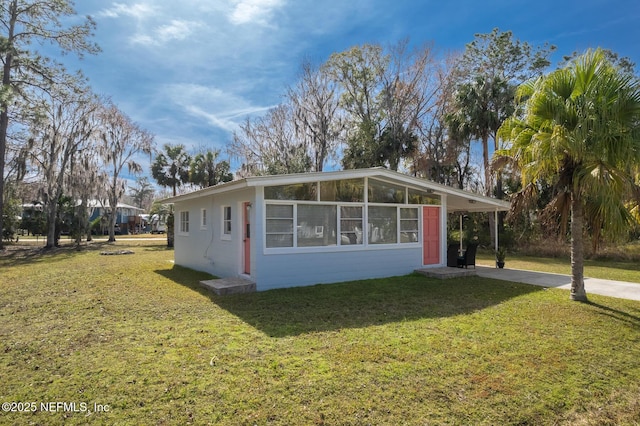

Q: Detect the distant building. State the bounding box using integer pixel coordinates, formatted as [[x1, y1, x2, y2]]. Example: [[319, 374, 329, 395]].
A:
[[88, 200, 146, 235]]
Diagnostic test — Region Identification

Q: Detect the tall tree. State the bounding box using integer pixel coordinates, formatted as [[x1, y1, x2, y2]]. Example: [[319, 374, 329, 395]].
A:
[[449, 28, 555, 195], [230, 104, 311, 175], [151, 144, 191, 197], [25, 83, 100, 248], [0, 0, 99, 249], [412, 54, 473, 189], [496, 49, 640, 301], [98, 102, 154, 242], [288, 60, 342, 172], [379, 40, 436, 170], [129, 176, 154, 210], [67, 147, 105, 246], [325, 41, 435, 170], [325, 43, 387, 169], [448, 74, 515, 194], [151, 143, 191, 248], [189, 149, 233, 188]]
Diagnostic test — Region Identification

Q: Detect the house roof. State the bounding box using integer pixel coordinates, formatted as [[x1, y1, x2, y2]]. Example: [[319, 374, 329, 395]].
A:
[[161, 168, 510, 213], [87, 200, 145, 211]]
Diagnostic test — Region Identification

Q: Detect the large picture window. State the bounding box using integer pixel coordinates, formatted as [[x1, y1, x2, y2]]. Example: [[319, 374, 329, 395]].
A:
[[368, 206, 398, 244], [297, 205, 337, 247]]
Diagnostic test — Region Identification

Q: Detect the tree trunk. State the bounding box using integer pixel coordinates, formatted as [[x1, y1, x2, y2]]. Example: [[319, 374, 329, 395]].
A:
[[45, 201, 58, 249], [570, 192, 587, 302], [0, 3, 16, 251], [108, 200, 117, 243], [166, 212, 174, 248], [0, 105, 7, 251]]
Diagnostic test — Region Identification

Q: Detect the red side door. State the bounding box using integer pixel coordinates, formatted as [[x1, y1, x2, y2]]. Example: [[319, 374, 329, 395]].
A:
[[422, 206, 440, 265]]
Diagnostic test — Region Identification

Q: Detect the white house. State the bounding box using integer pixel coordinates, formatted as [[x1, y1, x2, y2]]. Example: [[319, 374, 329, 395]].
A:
[[162, 168, 510, 291]]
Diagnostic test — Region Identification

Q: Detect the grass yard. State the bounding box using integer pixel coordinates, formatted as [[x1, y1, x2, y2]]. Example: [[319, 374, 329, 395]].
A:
[[1, 240, 640, 425], [476, 249, 640, 283]]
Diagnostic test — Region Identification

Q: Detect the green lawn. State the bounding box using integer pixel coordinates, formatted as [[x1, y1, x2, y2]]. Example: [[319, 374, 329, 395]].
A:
[[476, 250, 640, 283], [1, 241, 640, 425]]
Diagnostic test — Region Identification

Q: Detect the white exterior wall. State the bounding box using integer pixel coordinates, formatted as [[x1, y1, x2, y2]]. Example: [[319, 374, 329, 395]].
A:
[[254, 246, 423, 291], [173, 188, 255, 278]]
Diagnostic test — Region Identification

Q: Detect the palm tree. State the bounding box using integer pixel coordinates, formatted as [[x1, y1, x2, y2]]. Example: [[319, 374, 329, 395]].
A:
[[189, 150, 233, 188], [151, 144, 191, 197], [496, 49, 640, 301], [151, 144, 191, 248]]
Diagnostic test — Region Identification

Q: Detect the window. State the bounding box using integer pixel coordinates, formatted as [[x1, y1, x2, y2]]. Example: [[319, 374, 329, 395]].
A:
[[263, 178, 429, 249], [222, 206, 231, 239], [297, 204, 337, 247], [320, 178, 364, 202], [265, 183, 317, 200], [408, 188, 440, 205], [400, 208, 419, 243], [369, 179, 405, 203], [266, 204, 294, 248], [368, 206, 397, 244], [179, 211, 189, 234], [340, 206, 363, 245], [201, 209, 207, 229]]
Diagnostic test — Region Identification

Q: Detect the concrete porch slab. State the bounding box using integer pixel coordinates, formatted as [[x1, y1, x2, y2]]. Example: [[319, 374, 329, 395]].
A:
[[200, 277, 256, 295], [414, 266, 478, 279]]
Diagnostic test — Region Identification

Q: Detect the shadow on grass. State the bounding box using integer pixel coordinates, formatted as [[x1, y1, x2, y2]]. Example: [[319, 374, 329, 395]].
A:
[[143, 245, 174, 252], [587, 301, 640, 329], [154, 265, 216, 293], [157, 266, 543, 337], [0, 241, 115, 266]]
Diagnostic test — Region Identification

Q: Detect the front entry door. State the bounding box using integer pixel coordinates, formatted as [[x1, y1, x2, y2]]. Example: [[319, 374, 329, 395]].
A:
[[422, 206, 440, 265], [243, 202, 251, 274]]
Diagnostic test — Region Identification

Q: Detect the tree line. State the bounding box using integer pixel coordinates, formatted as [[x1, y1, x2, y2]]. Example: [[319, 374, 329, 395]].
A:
[[0, 1, 235, 249], [229, 31, 557, 192]]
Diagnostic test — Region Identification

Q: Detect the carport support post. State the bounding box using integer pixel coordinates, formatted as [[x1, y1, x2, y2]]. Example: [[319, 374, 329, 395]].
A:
[[459, 214, 463, 253], [494, 209, 499, 267]]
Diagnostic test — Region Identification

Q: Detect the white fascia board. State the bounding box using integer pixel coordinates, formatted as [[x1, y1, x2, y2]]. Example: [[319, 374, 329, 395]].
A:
[[161, 180, 249, 204]]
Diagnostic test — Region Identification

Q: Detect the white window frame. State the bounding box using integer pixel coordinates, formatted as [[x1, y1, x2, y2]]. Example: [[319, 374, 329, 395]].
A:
[[221, 206, 232, 240], [179, 210, 189, 235], [200, 208, 207, 229], [265, 203, 294, 248]]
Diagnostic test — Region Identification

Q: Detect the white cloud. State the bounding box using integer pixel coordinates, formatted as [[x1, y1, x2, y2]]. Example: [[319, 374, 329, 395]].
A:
[[131, 20, 203, 46], [229, 0, 285, 26], [99, 2, 155, 20], [165, 84, 275, 132]]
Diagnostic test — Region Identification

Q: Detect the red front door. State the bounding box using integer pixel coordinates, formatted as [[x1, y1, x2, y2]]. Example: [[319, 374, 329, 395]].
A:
[[422, 206, 440, 265], [243, 202, 251, 274]]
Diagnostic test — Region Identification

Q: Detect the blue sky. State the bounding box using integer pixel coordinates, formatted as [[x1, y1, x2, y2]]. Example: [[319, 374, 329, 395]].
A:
[[63, 0, 640, 178]]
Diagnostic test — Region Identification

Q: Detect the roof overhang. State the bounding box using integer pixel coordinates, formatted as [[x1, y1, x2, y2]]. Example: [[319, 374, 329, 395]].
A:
[[161, 168, 510, 213]]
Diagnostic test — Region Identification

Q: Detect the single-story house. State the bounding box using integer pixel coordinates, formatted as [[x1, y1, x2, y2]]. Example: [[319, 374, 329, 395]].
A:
[[162, 168, 510, 291]]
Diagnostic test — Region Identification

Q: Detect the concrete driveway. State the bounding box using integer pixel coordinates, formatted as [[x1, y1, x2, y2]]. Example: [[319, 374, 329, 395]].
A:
[[476, 266, 640, 301]]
